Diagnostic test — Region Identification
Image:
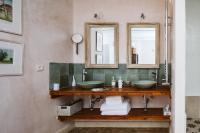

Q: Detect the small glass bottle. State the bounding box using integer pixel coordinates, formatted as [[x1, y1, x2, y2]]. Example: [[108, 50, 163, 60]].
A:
[[111, 76, 116, 88]]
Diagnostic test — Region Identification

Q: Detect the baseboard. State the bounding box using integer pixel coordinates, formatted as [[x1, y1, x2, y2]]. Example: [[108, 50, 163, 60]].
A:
[[75, 121, 170, 128], [56, 123, 75, 133]]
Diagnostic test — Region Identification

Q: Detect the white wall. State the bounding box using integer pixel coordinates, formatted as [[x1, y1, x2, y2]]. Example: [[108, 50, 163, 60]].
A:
[[186, 0, 200, 96], [171, 0, 186, 132], [73, 0, 167, 64], [185, 0, 200, 120], [0, 0, 74, 132]]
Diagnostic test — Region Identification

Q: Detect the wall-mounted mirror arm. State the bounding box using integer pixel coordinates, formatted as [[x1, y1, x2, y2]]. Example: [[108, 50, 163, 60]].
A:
[[72, 33, 83, 55]]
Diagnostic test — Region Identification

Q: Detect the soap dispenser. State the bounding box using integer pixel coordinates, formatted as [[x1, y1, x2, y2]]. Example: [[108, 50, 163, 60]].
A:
[[118, 76, 123, 89], [72, 75, 76, 87], [111, 76, 116, 88]]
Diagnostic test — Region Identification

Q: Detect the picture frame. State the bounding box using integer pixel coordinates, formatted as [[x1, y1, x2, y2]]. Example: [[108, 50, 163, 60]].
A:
[[0, 0, 22, 35], [0, 40, 24, 76], [96, 31, 103, 52]]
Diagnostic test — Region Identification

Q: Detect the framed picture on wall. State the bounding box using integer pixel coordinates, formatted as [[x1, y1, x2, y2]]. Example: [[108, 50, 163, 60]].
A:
[[0, 40, 24, 76], [0, 0, 22, 35], [96, 31, 103, 52]]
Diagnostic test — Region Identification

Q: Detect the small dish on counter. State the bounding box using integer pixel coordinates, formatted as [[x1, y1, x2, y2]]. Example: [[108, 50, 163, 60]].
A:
[[91, 88, 110, 92]]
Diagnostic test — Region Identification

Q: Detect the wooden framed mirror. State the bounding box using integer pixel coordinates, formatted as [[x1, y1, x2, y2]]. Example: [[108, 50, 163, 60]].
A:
[[127, 23, 160, 68], [85, 23, 119, 68]]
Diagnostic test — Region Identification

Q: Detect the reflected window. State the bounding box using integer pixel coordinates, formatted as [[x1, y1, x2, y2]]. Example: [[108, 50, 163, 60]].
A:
[[85, 23, 119, 68], [127, 23, 160, 68], [131, 28, 156, 64], [90, 28, 114, 64]]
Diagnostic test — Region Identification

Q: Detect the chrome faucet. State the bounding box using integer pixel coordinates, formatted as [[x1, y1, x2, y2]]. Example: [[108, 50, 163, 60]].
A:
[[90, 96, 103, 111], [82, 69, 87, 81], [152, 69, 158, 86], [143, 95, 149, 111]]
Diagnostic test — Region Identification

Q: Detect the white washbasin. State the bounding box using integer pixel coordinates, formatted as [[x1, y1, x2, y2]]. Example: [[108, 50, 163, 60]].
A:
[[134, 80, 157, 89]]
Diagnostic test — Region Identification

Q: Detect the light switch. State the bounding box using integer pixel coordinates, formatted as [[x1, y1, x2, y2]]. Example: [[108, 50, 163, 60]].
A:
[[36, 65, 44, 72]]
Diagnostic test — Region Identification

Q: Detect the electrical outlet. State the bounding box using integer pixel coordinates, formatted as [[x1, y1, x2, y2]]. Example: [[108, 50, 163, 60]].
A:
[[36, 65, 44, 72]]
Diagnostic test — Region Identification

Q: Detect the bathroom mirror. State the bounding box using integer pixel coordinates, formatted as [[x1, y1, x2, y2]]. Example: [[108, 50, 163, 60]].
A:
[[85, 23, 119, 68], [127, 23, 160, 68]]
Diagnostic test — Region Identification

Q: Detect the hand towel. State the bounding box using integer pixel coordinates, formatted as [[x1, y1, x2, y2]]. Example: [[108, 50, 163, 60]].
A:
[[100, 99, 130, 111], [101, 106, 131, 115]]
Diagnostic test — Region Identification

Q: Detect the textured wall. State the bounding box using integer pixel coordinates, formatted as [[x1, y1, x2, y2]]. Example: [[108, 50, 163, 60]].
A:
[[0, 0, 173, 132], [72, 0, 166, 63], [0, 0, 73, 132]]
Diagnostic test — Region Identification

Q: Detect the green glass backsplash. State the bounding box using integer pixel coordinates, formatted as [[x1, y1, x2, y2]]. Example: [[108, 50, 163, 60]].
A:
[[49, 63, 71, 88], [49, 63, 171, 88]]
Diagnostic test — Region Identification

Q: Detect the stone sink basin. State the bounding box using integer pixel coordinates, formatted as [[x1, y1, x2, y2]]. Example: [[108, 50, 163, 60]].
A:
[[133, 80, 157, 89], [77, 81, 104, 89]]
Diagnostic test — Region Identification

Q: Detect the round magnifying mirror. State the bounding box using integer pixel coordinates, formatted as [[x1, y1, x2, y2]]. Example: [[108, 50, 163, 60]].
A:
[[71, 33, 83, 55], [72, 33, 83, 44]]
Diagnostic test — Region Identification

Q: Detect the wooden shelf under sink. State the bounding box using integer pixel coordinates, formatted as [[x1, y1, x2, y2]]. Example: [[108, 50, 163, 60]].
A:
[[49, 86, 171, 98], [57, 108, 170, 121], [50, 86, 171, 123]]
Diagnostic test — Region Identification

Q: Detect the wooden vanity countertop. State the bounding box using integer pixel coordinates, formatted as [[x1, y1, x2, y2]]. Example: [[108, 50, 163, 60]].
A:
[[49, 85, 171, 98]]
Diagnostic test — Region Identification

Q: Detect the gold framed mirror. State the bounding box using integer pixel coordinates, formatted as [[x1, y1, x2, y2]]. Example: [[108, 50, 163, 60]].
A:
[[127, 23, 160, 68], [85, 23, 119, 68]]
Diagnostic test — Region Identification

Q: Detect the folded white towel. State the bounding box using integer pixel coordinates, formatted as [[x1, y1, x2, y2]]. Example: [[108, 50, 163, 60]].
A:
[[101, 106, 131, 115], [105, 100, 122, 105], [101, 99, 130, 111], [105, 96, 124, 105]]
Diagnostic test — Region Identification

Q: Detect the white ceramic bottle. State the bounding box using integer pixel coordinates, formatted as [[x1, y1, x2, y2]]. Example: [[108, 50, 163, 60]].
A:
[[72, 75, 76, 87]]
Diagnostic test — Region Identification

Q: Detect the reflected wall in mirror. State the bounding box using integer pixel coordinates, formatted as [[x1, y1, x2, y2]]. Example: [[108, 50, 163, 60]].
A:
[[127, 23, 160, 68], [85, 23, 119, 68]]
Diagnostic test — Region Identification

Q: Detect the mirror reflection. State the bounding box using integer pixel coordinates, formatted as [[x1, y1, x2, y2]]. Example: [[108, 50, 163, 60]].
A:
[[131, 27, 156, 64], [127, 23, 160, 68], [90, 27, 115, 64], [85, 23, 118, 68]]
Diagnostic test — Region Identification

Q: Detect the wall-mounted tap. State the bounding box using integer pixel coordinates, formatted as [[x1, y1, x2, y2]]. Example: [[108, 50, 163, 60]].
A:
[[82, 69, 87, 82], [90, 95, 103, 111], [152, 69, 158, 86], [143, 95, 150, 111]]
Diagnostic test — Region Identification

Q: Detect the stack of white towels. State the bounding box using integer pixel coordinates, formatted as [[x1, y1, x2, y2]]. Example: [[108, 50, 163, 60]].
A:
[[100, 96, 131, 115]]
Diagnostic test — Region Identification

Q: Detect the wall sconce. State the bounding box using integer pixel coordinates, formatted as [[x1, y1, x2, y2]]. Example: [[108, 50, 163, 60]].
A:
[[140, 13, 145, 20], [94, 12, 103, 20]]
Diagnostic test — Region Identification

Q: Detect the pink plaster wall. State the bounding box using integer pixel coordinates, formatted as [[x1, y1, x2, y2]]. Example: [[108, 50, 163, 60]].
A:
[[0, 0, 73, 132], [73, 0, 166, 63], [0, 0, 172, 131]]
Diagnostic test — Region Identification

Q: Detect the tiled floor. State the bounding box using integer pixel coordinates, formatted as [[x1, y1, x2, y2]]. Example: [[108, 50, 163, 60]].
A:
[[187, 118, 200, 133], [68, 128, 169, 133]]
